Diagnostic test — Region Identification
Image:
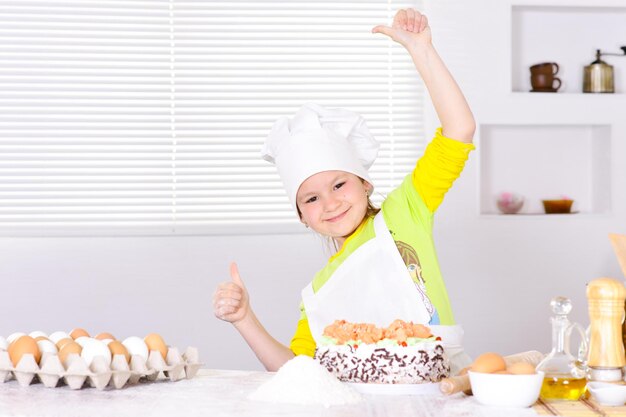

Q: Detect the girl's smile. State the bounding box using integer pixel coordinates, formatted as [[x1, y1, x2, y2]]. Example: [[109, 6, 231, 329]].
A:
[[325, 208, 350, 223]]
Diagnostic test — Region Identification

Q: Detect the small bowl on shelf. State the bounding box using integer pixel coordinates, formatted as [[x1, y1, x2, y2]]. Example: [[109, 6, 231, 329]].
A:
[[468, 371, 544, 408], [542, 199, 573, 214], [496, 193, 524, 214]]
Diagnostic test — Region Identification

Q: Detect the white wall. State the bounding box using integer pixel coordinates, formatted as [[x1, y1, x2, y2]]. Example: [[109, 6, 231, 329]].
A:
[[1, 0, 625, 370]]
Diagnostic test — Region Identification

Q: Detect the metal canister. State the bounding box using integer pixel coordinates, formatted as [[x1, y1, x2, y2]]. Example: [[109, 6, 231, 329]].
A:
[[583, 50, 614, 93]]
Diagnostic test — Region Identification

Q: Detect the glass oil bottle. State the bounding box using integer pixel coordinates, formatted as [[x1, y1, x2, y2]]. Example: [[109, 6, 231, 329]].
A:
[[536, 297, 588, 401]]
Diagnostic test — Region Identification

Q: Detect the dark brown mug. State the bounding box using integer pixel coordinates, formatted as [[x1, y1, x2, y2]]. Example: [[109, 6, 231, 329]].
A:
[[530, 62, 559, 76], [531, 73, 562, 90]]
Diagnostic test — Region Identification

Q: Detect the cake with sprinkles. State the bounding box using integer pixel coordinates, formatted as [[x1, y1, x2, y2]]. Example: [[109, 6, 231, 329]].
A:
[[314, 319, 449, 384]]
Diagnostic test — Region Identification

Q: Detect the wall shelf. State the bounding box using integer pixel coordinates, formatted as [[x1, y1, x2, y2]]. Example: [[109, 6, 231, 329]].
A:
[[478, 124, 612, 216], [511, 5, 626, 94]]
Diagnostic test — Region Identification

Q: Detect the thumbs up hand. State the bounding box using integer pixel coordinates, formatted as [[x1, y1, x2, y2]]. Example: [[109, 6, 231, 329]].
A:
[[213, 262, 250, 324], [372, 8, 431, 49]]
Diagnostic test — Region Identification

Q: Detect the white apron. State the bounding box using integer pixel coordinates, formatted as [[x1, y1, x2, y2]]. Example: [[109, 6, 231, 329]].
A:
[[302, 211, 472, 375]]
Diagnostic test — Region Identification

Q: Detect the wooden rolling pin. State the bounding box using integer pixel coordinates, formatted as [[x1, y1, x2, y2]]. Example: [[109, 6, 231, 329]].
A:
[[439, 350, 545, 395]]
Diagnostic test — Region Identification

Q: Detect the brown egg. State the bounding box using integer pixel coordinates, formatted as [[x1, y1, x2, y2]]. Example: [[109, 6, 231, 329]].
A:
[[8, 335, 41, 367], [70, 328, 90, 340], [144, 333, 168, 360], [55, 337, 74, 350], [95, 332, 116, 341], [507, 362, 536, 375], [58, 341, 83, 364], [33, 336, 49, 342], [108, 340, 130, 363], [494, 370, 512, 375], [471, 352, 506, 374]]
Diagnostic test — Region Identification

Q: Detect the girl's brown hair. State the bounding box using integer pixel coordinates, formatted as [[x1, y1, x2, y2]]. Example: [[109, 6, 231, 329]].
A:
[[365, 199, 380, 218]]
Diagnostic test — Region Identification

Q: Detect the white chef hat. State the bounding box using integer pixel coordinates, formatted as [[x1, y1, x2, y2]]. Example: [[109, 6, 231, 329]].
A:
[[261, 103, 379, 211]]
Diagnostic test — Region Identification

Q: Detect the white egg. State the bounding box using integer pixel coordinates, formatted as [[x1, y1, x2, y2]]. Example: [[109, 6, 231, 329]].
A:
[[36, 339, 58, 355], [7, 332, 26, 344], [100, 338, 114, 346], [0, 336, 7, 351], [74, 336, 90, 347], [80, 339, 111, 367], [48, 331, 71, 344], [122, 336, 149, 362], [29, 331, 48, 339]]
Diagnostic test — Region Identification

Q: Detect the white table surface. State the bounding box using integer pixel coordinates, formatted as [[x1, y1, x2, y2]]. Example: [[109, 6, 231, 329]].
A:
[[0, 369, 541, 417]]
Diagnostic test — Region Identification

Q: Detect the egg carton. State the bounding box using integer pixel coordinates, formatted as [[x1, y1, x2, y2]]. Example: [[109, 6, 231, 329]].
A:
[[0, 346, 202, 390]]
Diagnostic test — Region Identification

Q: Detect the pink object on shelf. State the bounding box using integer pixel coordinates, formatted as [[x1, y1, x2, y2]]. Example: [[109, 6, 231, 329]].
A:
[[496, 192, 524, 214]]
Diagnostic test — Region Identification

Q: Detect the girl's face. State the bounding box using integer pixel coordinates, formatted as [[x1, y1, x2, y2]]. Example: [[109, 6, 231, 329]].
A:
[[296, 171, 371, 245]]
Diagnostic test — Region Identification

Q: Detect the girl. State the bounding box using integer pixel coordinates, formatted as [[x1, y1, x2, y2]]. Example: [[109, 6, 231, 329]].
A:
[[213, 8, 475, 372]]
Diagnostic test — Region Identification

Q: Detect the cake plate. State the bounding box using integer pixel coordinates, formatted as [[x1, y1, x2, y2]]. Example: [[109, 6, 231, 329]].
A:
[[346, 381, 442, 396]]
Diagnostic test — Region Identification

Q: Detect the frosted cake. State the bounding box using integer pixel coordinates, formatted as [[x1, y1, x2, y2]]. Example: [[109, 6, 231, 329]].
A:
[[314, 319, 449, 384]]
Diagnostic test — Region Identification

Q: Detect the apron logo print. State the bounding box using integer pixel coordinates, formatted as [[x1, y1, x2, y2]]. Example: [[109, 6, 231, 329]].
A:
[[395, 239, 420, 266], [396, 240, 438, 324], [408, 263, 436, 323]]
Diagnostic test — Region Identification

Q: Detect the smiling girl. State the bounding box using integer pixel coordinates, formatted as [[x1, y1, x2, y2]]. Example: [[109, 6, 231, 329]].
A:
[[213, 8, 475, 372]]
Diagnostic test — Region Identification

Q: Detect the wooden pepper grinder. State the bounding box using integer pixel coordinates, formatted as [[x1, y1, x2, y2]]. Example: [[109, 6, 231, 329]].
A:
[[608, 234, 626, 351], [586, 277, 626, 382]]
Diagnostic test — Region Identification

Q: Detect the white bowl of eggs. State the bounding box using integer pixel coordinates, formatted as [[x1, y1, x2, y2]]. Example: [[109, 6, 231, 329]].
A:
[[468, 352, 543, 408]]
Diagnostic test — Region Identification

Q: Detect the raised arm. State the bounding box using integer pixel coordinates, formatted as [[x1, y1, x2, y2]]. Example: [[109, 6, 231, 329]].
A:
[[372, 9, 475, 143], [213, 262, 295, 371]]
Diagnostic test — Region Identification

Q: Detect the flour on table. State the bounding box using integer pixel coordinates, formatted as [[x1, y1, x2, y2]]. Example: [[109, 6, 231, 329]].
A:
[[248, 355, 362, 407]]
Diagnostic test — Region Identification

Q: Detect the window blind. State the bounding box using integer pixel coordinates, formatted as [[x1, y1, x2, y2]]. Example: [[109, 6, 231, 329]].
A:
[[0, 0, 424, 236]]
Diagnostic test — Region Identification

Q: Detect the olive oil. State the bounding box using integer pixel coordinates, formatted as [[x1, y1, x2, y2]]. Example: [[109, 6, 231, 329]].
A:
[[536, 297, 589, 401], [540, 376, 587, 401]]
